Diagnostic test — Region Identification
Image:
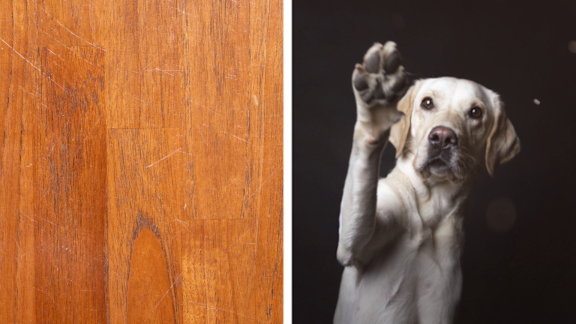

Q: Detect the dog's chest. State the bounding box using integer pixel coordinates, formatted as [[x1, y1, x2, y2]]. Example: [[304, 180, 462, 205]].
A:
[[408, 192, 461, 236], [347, 221, 463, 324], [400, 194, 465, 273]]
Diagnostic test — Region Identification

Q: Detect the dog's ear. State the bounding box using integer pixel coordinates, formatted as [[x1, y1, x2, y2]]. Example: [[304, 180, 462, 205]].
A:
[[485, 95, 521, 176], [390, 82, 420, 158]]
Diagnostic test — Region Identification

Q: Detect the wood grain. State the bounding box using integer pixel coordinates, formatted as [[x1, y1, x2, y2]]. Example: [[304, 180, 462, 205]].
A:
[[128, 229, 176, 323], [0, 0, 282, 322], [182, 0, 254, 221], [1, 1, 39, 323], [107, 128, 186, 323], [35, 45, 107, 323]]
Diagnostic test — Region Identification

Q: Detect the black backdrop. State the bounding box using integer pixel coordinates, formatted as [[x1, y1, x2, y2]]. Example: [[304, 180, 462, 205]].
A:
[[294, 0, 576, 322]]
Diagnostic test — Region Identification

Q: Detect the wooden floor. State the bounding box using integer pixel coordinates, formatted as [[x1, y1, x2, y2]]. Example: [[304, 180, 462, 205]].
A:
[[0, 0, 282, 323]]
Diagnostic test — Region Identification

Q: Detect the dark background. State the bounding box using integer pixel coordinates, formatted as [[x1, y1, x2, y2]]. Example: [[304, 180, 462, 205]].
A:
[[294, 0, 576, 322]]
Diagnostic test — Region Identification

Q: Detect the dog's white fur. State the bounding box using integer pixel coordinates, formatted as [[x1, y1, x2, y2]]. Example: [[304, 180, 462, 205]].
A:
[[334, 42, 520, 324]]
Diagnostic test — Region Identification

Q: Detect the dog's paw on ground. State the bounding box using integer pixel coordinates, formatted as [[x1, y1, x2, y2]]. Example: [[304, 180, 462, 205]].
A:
[[352, 42, 408, 107]]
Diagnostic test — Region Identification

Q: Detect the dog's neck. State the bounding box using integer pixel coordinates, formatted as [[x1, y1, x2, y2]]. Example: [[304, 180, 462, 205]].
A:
[[394, 153, 474, 227]]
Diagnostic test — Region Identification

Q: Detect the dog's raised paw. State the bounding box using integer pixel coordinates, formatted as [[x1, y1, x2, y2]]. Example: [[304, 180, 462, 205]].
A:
[[352, 42, 408, 107]]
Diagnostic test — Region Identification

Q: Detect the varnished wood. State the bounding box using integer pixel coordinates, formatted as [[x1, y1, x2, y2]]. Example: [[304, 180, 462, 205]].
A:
[[128, 229, 176, 323], [0, 0, 282, 322], [107, 128, 186, 322], [34, 45, 107, 323], [1, 1, 39, 323]]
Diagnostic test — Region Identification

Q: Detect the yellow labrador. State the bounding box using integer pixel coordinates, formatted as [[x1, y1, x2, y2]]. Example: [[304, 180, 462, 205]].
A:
[[334, 42, 520, 324]]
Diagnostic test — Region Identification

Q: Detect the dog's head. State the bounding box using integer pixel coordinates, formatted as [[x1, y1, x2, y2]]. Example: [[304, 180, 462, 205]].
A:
[[390, 77, 520, 182]]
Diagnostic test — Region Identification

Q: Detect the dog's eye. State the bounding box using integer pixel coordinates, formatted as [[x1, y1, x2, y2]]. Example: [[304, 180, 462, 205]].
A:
[[469, 107, 483, 119], [421, 97, 434, 110]]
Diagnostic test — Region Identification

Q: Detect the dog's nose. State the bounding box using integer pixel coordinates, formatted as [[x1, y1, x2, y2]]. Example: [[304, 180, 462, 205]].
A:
[[428, 126, 458, 149]]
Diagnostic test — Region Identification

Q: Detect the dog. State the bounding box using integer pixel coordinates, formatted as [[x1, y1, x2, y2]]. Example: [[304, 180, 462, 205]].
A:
[[334, 42, 520, 324]]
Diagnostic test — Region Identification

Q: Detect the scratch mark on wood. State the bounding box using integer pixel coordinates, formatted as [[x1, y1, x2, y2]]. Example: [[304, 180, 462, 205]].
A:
[[155, 68, 174, 76], [231, 134, 252, 144], [145, 148, 182, 168], [198, 127, 209, 146], [33, 0, 104, 50], [0, 37, 41, 73], [245, 168, 278, 202]]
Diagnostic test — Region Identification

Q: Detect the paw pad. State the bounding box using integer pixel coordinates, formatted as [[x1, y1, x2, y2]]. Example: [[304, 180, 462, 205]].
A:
[[352, 42, 408, 106]]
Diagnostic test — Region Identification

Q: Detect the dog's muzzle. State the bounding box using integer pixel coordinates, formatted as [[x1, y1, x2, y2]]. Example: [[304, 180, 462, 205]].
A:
[[424, 126, 459, 171]]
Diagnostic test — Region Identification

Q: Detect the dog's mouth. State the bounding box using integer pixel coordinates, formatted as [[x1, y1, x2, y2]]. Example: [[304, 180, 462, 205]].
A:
[[414, 143, 471, 182], [426, 156, 451, 172], [427, 158, 447, 168], [416, 154, 457, 180], [418, 151, 471, 183]]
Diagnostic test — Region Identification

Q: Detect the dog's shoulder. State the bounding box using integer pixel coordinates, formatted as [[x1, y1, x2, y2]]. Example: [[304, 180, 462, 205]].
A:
[[376, 167, 420, 225]]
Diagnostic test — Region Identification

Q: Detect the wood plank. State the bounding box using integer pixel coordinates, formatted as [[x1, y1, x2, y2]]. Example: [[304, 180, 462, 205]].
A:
[[254, 0, 284, 321], [179, 221, 208, 323], [182, 0, 283, 320], [136, 0, 185, 129], [203, 219, 259, 323], [128, 228, 176, 323], [107, 128, 186, 323], [34, 46, 106, 323], [0, 1, 39, 322], [179, 0, 283, 321], [90, 0, 142, 128], [181, 0, 254, 221]]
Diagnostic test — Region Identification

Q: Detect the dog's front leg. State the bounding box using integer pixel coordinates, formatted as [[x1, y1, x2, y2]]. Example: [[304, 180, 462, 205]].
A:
[[337, 42, 408, 266]]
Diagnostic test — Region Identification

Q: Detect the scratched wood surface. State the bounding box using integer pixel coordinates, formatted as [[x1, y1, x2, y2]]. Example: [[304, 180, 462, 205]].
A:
[[0, 0, 283, 323]]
